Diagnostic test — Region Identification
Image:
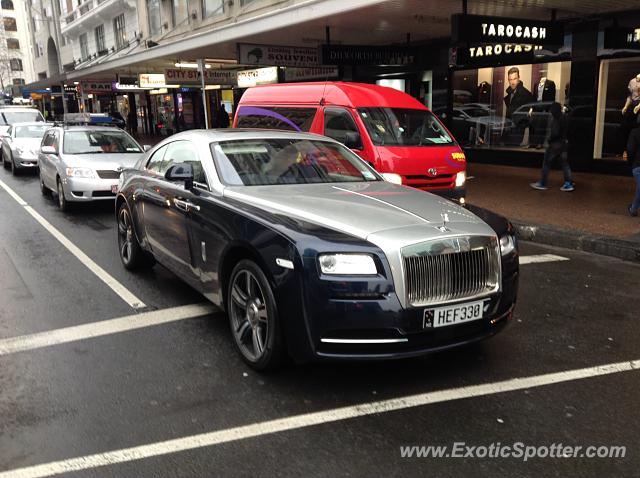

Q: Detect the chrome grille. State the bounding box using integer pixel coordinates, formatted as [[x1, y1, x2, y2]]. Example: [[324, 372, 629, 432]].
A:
[[96, 170, 120, 179], [403, 241, 500, 307]]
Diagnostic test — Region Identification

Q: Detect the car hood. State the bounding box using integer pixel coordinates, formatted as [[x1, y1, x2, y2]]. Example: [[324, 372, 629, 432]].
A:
[[12, 138, 43, 150], [62, 153, 144, 169], [224, 181, 494, 241]]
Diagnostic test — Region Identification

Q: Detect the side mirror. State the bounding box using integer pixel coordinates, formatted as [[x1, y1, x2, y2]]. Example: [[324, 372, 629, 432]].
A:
[[143, 144, 151, 152], [165, 163, 194, 189], [41, 145, 57, 155], [344, 131, 363, 150]]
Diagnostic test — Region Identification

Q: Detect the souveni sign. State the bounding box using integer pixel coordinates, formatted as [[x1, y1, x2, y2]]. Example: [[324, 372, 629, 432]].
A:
[[238, 43, 323, 67]]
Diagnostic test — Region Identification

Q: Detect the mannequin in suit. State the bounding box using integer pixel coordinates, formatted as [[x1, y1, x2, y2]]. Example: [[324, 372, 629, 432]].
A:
[[530, 77, 557, 148], [477, 81, 492, 105]]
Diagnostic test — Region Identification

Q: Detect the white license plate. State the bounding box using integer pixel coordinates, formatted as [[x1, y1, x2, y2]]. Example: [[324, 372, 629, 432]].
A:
[[423, 300, 485, 329], [111, 185, 118, 194]]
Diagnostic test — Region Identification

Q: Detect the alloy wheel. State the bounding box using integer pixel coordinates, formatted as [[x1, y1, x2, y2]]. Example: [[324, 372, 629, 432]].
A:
[[117, 207, 133, 265], [229, 269, 270, 362]]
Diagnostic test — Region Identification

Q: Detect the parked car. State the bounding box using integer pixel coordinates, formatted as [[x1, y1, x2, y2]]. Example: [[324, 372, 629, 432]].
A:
[[434, 106, 514, 146], [116, 129, 519, 370], [234, 82, 468, 203], [0, 106, 45, 135], [0, 122, 51, 174], [38, 125, 149, 211]]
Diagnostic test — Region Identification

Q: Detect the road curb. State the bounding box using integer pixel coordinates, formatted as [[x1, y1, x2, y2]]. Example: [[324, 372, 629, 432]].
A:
[[513, 220, 640, 263]]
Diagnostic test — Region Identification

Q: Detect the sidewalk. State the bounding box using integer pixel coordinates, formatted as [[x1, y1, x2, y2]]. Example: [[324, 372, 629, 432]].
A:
[[466, 163, 640, 261]]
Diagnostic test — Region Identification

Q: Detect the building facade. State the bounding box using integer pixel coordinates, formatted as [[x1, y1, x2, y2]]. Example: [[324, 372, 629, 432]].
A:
[[1, 0, 35, 98]]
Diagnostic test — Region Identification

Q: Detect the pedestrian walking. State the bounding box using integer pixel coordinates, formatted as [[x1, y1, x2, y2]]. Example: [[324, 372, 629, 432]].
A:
[[530, 102, 575, 192], [626, 124, 640, 216], [217, 102, 229, 128]]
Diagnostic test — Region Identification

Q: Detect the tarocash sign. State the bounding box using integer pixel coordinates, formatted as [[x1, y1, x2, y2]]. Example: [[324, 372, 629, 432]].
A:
[[451, 14, 564, 47]]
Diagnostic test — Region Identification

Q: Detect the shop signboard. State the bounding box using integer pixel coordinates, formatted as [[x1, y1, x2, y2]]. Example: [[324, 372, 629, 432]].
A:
[[164, 68, 238, 85], [115, 75, 145, 90], [320, 44, 416, 66], [450, 43, 568, 68], [237, 67, 279, 88], [283, 67, 339, 82], [451, 14, 564, 48], [603, 27, 640, 50], [139, 73, 167, 88], [80, 80, 114, 94], [238, 43, 324, 67]]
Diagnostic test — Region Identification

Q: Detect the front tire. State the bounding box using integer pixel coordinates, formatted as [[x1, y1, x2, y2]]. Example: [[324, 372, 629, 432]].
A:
[[227, 260, 286, 371], [56, 178, 69, 211], [9, 152, 17, 176], [39, 169, 50, 196], [117, 202, 154, 270]]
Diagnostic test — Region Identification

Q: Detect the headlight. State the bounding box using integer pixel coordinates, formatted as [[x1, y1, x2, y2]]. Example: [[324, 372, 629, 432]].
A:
[[66, 167, 95, 178], [318, 253, 377, 275], [455, 171, 466, 187], [499, 234, 516, 256], [381, 172, 403, 185]]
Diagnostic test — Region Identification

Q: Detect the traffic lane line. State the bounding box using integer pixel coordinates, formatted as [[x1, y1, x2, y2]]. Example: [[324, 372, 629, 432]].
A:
[[0, 303, 217, 356], [0, 253, 563, 355], [519, 254, 569, 265], [0, 359, 637, 478], [0, 177, 146, 310]]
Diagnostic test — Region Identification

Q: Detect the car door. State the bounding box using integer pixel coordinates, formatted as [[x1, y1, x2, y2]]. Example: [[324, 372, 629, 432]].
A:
[[1, 126, 11, 160], [142, 140, 200, 288], [39, 131, 57, 188]]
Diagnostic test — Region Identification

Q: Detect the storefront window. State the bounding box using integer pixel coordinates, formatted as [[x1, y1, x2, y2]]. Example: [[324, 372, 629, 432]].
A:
[[594, 57, 640, 160], [446, 61, 571, 151]]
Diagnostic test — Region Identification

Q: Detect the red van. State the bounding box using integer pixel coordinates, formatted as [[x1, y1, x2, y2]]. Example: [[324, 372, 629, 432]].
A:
[[233, 82, 467, 202]]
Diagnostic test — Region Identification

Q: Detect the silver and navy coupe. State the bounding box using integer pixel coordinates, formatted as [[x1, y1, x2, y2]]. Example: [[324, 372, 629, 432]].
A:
[[116, 130, 519, 370], [1, 122, 50, 174], [38, 125, 147, 211]]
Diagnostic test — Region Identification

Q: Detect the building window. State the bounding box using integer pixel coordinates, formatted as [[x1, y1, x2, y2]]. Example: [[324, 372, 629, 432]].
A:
[[202, 0, 222, 18], [3, 17, 17, 31], [13, 78, 25, 86], [240, 0, 256, 5], [113, 13, 126, 49], [10, 59, 23, 71], [172, 0, 188, 27], [447, 62, 571, 151], [147, 0, 161, 36], [7, 38, 19, 49], [1, 0, 14, 9], [95, 24, 105, 53], [79, 33, 89, 60]]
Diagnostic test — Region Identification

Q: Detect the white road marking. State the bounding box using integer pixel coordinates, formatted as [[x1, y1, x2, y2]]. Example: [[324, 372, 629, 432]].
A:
[[0, 303, 217, 356], [0, 178, 146, 310], [1, 359, 638, 478], [519, 254, 570, 265]]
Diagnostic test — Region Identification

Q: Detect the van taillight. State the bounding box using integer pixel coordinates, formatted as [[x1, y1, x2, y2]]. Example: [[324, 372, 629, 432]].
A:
[[451, 151, 466, 162]]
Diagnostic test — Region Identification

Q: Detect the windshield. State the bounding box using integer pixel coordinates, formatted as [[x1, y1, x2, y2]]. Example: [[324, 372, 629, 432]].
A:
[[63, 131, 142, 154], [358, 108, 454, 147], [0, 111, 45, 125], [14, 125, 49, 138], [213, 138, 381, 186]]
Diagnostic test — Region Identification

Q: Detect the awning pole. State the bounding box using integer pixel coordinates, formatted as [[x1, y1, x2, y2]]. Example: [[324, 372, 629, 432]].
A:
[[198, 59, 209, 129]]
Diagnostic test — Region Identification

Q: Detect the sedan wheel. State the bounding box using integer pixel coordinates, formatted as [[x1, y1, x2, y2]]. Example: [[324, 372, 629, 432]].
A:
[[117, 202, 154, 271], [57, 179, 69, 212], [39, 170, 50, 196], [9, 153, 17, 176], [228, 260, 285, 371]]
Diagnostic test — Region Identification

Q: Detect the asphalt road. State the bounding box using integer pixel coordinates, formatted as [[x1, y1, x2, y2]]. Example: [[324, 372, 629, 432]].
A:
[[0, 167, 638, 478]]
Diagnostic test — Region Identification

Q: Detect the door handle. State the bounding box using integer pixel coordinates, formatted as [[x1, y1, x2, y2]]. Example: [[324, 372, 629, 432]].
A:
[[173, 198, 200, 212]]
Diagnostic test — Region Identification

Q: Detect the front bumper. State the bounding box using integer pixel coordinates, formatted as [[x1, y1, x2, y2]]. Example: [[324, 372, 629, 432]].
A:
[[289, 257, 518, 362], [13, 154, 38, 169], [62, 177, 118, 202]]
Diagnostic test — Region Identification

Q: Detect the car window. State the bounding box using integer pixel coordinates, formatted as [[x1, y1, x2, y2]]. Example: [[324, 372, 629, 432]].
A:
[[42, 131, 55, 147], [0, 110, 45, 124], [163, 141, 207, 186], [235, 106, 317, 132], [62, 130, 142, 154], [146, 145, 169, 174], [323, 108, 361, 147], [15, 124, 48, 138]]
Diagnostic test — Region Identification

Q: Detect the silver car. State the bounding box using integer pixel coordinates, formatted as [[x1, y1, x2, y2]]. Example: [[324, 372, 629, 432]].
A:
[[1, 122, 51, 174], [38, 126, 148, 211]]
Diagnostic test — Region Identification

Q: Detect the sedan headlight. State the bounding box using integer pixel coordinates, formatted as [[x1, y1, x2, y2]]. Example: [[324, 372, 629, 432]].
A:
[[455, 171, 466, 187], [318, 253, 377, 275], [499, 234, 517, 256], [66, 167, 95, 178]]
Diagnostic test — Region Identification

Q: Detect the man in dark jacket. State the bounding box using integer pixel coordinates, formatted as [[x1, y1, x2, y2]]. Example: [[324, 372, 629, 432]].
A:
[[503, 67, 534, 145], [530, 102, 574, 191], [217, 102, 230, 128], [626, 125, 640, 216]]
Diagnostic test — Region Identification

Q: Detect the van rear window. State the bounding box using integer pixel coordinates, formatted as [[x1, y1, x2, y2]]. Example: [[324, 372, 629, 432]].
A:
[[236, 106, 316, 132]]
